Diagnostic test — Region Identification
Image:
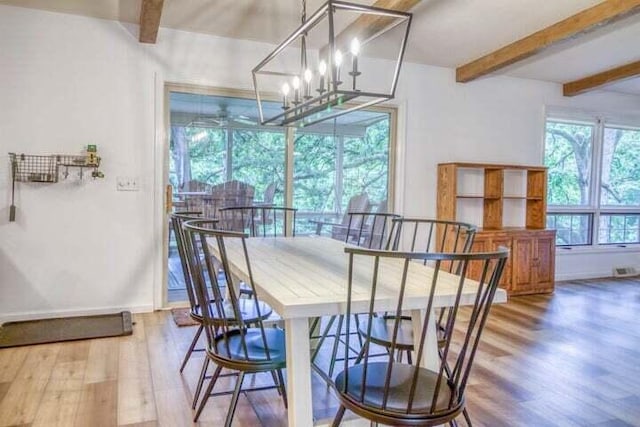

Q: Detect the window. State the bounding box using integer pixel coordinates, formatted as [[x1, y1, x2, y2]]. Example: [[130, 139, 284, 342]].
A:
[[293, 112, 391, 234], [169, 90, 394, 234], [544, 115, 640, 247]]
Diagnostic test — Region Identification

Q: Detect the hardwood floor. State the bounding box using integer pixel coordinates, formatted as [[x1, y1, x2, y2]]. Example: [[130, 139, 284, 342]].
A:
[[1, 278, 639, 426]]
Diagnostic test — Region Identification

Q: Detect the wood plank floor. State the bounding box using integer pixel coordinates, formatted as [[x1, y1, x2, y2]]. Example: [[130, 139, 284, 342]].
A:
[[1, 278, 639, 426]]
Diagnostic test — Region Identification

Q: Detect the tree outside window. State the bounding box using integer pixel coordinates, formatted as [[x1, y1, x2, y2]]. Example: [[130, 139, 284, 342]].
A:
[[544, 117, 640, 246]]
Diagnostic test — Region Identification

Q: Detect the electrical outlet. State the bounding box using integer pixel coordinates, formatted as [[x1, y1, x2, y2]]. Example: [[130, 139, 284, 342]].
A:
[[116, 176, 140, 191]]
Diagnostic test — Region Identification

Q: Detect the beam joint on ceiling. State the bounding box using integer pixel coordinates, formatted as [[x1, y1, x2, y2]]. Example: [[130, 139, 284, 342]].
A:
[[139, 0, 164, 44], [563, 60, 640, 96], [456, 0, 640, 83]]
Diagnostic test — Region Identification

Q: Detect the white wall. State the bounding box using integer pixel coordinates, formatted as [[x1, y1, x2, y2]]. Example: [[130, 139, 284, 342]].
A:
[[1, 5, 639, 320]]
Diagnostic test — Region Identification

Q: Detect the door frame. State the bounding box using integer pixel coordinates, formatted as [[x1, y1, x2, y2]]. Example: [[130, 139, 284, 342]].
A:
[[154, 81, 403, 308]]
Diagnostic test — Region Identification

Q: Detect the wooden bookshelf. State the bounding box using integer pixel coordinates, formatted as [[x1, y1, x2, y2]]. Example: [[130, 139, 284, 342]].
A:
[[437, 162, 555, 295]]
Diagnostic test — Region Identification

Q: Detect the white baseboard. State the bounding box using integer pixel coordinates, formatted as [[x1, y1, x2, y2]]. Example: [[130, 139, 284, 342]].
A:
[[0, 304, 154, 324], [555, 271, 612, 282]]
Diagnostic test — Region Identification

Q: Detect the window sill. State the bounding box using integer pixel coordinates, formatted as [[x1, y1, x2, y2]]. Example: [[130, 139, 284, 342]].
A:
[[556, 245, 640, 256]]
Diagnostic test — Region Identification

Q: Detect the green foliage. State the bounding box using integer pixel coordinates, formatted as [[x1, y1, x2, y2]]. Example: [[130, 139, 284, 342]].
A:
[[545, 122, 640, 245], [169, 117, 391, 226], [293, 133, 337, 212], [232, 129, 286, 205], [544, 121, 592, 206], [601, 127, 640, 206]]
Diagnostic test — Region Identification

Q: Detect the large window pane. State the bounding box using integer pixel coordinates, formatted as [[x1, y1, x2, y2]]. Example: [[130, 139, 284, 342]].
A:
[[293, 133, 337, 213], [169, 127, 226, 188], [544, 121, 594, 206], [598, 214, 640, 245], [293, 112, 391, 235], [547, 213, 592, 246], [600, 127, 640, 207], [232, 129, 285, 205], [169, 92, 285, 207], [342, 120, 390, 210]]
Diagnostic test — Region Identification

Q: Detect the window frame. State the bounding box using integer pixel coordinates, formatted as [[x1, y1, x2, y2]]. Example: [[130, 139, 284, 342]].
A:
[[544, 111, 640, 248], [164, 82, 397, 217]]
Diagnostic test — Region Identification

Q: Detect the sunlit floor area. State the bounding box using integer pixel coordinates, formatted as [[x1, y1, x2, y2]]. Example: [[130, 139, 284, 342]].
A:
[[1, 278, 639, 426]]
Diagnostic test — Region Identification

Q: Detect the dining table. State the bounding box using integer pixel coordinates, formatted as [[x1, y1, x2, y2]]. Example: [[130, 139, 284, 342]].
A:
[[209, 235, 507, 427]]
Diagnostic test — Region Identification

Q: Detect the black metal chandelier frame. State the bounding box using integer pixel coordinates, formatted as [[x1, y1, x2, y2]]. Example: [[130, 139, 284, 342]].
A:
[[252, 0, 412, 127]]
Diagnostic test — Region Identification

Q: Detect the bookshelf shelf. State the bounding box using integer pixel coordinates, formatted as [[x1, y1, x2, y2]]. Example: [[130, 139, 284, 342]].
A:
[[437, 162, 555, 296]]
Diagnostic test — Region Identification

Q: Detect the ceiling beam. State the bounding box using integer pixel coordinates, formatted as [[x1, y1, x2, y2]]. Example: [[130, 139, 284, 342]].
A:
[[319, 0, 419, 58], [563, 60, 640, 96], [456, 0, 640, 83], [139, 0, 164, 44]]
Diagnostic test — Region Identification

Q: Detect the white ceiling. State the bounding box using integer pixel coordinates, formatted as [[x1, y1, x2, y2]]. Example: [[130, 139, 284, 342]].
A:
[[1, 0, 639, 95]]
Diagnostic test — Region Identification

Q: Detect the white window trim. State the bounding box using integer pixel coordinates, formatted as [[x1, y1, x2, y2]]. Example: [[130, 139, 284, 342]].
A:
[[544, 108, 640, 249]]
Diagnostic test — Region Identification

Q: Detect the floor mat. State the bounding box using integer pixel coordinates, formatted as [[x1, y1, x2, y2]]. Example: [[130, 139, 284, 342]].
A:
[[171, 307, 199, 327], [0, 311, 133, 348]]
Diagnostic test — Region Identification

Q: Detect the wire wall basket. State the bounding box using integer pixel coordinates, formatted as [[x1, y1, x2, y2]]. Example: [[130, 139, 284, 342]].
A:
[[9, 153, 59, 183], [7, 150, 104, 222]]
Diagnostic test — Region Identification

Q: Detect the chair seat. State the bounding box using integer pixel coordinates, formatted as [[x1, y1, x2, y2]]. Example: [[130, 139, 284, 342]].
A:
[[212, 327, 286, 368], [358, 316, 414, 350], [334, 362, 455, 415], [359, 316, 447, 351], [191, 299, 272, 324], [239, 282, 254, 297]]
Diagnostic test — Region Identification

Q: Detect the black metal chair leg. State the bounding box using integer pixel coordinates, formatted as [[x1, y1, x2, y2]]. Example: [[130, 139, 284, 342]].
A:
[[311, 315, 337, 364], [224, 371, 245, 427], [354, 339, 368, 364], [192, 356, 210, 409], [328, 315, 345, 378], [194, 364, 222, 421], [332, 405, 346, 427], [270, 371, 282, 396], [276, 369, 288, 408], [353, 314, 363, 348], [462, 408, 472, 426], [180, 324, 203, 373]]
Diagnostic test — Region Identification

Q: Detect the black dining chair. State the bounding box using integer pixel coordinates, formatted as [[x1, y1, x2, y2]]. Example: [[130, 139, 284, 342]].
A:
[[331, 247, 508, 426], [218, 205, 297, 237], [174, 216, 274, 411], [218, 206, 297, 300], [355, 218, 478, 422], [311, 211, 402, 378], [169, 211, 209, 373], [183, 220, 287, 426]]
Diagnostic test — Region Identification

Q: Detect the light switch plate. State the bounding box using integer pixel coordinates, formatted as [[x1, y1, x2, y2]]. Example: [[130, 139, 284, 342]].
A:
[[116, 176, 140, 191]]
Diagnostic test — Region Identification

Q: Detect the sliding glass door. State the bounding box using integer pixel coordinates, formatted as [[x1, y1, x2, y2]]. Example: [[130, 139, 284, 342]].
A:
[[166, 87, 394, 303], [293, 112, 392, 234]]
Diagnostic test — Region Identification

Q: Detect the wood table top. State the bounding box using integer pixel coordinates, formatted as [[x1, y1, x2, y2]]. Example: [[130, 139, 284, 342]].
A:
[[211, 236, 507, 319]]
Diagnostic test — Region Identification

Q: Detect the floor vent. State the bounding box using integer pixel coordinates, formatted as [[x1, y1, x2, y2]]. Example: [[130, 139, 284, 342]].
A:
[[613, 267, 638, 278]]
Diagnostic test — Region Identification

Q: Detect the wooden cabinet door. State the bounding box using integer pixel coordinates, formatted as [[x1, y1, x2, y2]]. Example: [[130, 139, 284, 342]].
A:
[[512, 235, 534, 292], [468, 235, 490, 281], [533, 231, 555, 292], [469, 233, 512, 290], [490, 236, 512, 290]]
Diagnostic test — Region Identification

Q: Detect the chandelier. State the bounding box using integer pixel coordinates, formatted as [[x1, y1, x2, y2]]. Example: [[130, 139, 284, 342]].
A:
[[252, 0, 412, 127]]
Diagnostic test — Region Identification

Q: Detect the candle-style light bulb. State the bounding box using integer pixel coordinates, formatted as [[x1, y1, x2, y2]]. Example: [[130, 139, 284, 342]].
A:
[[335, 50, 343, 67], [303, 69, 313, 99], [349, 38, 361, 90], [318, 61, 327, 76], [281, 83, 290, 109], [317, 61, 327, 94], [292, 76, 301, 104], [350, 38, 360, 56], [334, 50, 343, 88]]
